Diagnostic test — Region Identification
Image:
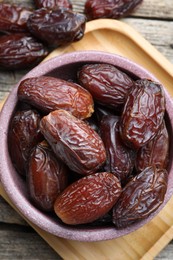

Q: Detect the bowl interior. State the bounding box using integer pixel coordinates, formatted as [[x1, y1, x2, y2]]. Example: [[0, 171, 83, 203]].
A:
[[1, 51, 173, 241]]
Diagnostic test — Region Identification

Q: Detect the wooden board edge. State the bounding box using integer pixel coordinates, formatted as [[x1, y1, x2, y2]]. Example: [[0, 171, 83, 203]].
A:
[[141, 226, 173, 259]]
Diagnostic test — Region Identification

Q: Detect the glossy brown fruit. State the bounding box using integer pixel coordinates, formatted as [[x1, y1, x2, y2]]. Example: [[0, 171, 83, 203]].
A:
[[112, 166, 168, 228], [8, 108, 42, 177], [27, 8, 86, 46], [40, 110, 106, 175], [135, 120, 169, 172], [18, 76, 94, 119], [78, 63, 134, 108], [0, 33, 48, 70], [100, 115, 136, 184], [28, 140, 69, 212], [54, 172, 122, 225], [0, 3, 32, 33], [119, 79, 165, 150], [85, 0, 143, 20]]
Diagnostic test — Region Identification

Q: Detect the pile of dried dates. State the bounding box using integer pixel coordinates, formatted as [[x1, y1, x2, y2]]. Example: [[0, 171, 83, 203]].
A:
[[8, 62, 169, 229], [0, 1, 86, 70], [0, 0, 143, 70]]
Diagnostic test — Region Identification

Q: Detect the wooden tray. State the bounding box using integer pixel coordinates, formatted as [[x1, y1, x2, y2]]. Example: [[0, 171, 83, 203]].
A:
[[1, 19, 173, 260]]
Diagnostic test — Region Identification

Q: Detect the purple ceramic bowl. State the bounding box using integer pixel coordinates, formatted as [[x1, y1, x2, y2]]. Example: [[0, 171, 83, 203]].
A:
[[0, 51, 173, 242]]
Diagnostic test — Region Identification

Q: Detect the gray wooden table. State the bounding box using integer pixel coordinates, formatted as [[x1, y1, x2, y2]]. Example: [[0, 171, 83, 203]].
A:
[[0, 0, 173, 259]]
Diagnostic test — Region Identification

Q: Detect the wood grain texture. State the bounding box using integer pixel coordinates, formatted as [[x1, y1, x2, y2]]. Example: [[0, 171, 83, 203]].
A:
[[0, 0, 173, 259]]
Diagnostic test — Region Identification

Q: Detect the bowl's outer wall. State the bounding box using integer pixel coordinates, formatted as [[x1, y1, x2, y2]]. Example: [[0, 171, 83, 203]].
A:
[[1, 51, 173, 241]]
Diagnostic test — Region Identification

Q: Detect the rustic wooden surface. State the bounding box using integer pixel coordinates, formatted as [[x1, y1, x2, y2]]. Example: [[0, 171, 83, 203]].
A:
[[0, 0, 173, 259]]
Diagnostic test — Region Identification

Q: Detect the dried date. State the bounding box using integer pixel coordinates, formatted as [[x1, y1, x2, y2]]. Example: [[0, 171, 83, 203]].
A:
[[0, 33, 48, 70], [135, 120, 169, 172], [78, 63, 134, 109], [28, 140, 69, 212], [112, 166, 168, 228], [34, 0, 72, 9], [54, 172, 122, 225], [18, 76, 94, 119], [100, 115, 136, 184], [40, 110, 106, 175], [8, 108, 43, 177], [119, 79, 165, 150], [84, 0, 143, 20], [27, 8, 86, 46], [0, 3, 32, 33]]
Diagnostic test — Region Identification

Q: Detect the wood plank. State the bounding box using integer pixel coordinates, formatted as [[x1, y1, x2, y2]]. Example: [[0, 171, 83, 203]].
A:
[[0, 197, 27, 225], [0, 197, 62, 259], [0, 228, 61, 260], [132, 0, 173, 19]]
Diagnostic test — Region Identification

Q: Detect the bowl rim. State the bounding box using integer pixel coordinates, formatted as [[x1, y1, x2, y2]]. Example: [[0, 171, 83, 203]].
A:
[[1, 50, 173, 242]]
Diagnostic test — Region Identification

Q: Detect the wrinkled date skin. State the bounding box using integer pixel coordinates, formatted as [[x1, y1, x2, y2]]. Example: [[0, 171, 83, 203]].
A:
[[85, 0, 143, 20], [78, 63, 134, 109], [27, 8, 86, 46], [54, 172, 122, 225], [112, 166, 168, 228], [0, 33, 48, 70], [120, 79, 165, 150], [100, 115, 136, 184], [8, 108, 43, 177], [40, 110, 106, 175], [0, 3, 33, 33], [34, 0, 72, 9], [135, 120, 169, 172], [28, 140, 69, 212], [18, 76, 94, 119]]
